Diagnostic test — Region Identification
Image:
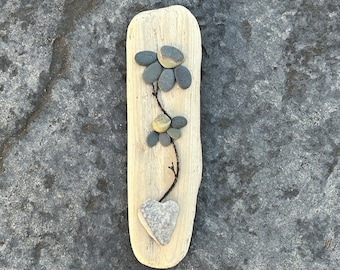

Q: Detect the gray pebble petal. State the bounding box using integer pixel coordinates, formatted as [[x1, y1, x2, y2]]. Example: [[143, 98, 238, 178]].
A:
[[175, 65, 192, 89], [171, 116, 187, 129], [135, 51, 157, 66], [158, 45, 184, 68], [159, 133, 171, 147], [167, 128, 181, 140], [142, 61, 163, 84], [158, 69, 175, 92], [146, 131, 159, 147]]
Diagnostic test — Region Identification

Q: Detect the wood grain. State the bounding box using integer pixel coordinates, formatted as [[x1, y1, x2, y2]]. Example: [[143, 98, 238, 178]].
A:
[[127, 5, 202, 268]]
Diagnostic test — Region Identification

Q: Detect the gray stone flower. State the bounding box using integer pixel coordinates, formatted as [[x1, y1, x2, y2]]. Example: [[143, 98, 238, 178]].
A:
[[147, 115, 187, 147], [135, 45, 192, 91]]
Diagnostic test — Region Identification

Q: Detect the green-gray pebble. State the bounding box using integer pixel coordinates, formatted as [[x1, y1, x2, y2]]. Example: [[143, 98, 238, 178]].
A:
[[167, 128, 181, 140], [175, 65, 192, 89], [158, 69, 175, 92], [158, 45, 184, 68], [171, 116, 187, 129], [146, 131, 159, 147], [159, 133, 171, 147], [135, 51, 157, 66], [142, 61, 163, 84]]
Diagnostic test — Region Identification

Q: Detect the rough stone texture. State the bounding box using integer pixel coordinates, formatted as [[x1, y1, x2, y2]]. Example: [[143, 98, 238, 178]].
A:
[[139, 199, 179, 246], [0, 0, 339, 269]]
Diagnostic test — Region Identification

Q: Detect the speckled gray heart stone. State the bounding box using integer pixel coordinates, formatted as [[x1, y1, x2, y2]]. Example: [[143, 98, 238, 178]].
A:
[[138, 199, 179, 246]]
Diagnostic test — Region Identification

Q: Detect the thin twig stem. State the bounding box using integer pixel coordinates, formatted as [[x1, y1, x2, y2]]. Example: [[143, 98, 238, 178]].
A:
[[151, 83, 180, 202], [159, 142, 179, 202], [152, 82, 171, 118]]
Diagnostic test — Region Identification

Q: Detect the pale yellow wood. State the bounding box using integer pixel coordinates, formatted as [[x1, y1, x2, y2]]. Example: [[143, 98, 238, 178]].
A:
[[127, 5, 202, 269]]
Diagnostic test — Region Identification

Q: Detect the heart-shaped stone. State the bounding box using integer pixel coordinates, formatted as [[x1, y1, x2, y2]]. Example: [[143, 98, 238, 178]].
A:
[[138, 199, 179, 245]]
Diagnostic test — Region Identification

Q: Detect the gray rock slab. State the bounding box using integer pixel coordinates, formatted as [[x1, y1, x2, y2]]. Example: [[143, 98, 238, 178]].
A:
[[0, 0, 339, 269]]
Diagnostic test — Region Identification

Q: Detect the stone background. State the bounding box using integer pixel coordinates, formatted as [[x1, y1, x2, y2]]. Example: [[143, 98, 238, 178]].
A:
[[0, 0, 339, 269]]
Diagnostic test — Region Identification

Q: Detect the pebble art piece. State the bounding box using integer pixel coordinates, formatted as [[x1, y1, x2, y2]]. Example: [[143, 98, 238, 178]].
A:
[[135, 45, 190, 148], [134, 44, 193, 246]]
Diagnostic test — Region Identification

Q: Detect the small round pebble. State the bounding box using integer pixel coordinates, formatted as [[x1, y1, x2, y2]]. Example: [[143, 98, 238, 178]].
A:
[[135, 51, 157, 66], [167, 128, 181, 140], [157, 45, 184, 68], [152, 114, 171, 133], [159, 133, 171, 146], [171, 116, 187, 129], [158, 69, 175, 92], [174, 65, 192, 89], [142, 61, 163, 84], [146, 131, 159, 147]]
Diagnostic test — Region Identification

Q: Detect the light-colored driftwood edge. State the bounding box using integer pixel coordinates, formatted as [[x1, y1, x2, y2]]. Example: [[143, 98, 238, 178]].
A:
[[127, 5, 202, 269]]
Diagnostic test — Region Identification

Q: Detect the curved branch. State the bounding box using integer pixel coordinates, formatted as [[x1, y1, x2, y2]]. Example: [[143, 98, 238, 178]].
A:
[[159, 141, 179, 202], [152, 82, 171, 118], [150, 83, 180, 202]]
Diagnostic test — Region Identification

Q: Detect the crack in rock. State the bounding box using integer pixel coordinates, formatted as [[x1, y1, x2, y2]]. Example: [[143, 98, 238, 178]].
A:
[[0, 37, 69, 172], [0, 0, 102, 172]]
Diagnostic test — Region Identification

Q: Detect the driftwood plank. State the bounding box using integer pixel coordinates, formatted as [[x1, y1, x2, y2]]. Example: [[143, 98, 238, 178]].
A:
[[127, 5, 202, 268]]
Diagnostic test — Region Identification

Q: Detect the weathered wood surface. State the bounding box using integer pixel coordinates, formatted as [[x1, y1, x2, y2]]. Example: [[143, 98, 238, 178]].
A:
[[127, 5, 202, 268]]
